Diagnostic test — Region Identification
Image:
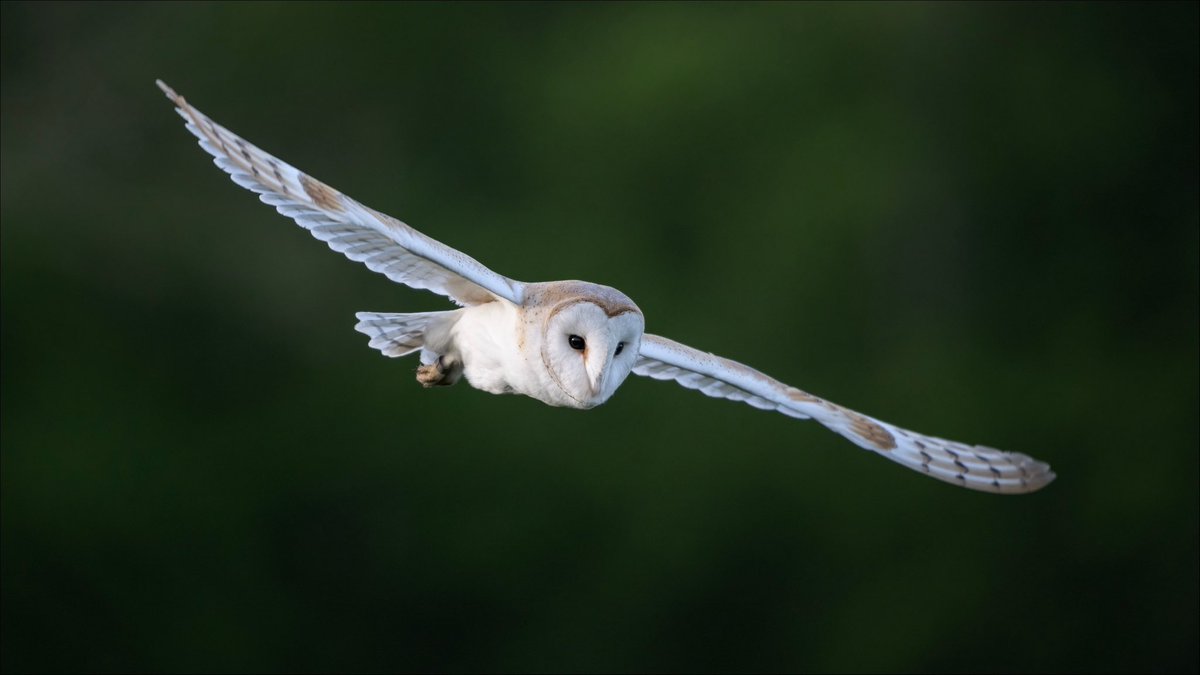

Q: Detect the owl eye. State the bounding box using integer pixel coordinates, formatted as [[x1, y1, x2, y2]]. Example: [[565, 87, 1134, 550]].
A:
[[615, 341, 625, 356], [568, 335, 586, 351]]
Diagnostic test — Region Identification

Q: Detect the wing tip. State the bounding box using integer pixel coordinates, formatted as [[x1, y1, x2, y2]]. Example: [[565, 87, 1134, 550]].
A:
[[155, 79, 183, 106], [1008, 451, 1056, 493], [1025, 465, 1057, 492], [984, 459, 1056, 495]]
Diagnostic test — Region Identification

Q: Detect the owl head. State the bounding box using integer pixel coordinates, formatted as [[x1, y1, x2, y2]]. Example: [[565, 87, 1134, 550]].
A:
[[538, 282, 645, 409]]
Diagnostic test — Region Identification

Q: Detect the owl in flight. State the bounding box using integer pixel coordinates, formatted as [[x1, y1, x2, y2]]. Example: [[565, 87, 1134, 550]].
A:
[[157, 80, 1054, 494]]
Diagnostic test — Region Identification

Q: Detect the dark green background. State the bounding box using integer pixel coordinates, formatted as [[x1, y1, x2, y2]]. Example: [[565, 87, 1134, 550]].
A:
[[3, 2, 1197, 673]]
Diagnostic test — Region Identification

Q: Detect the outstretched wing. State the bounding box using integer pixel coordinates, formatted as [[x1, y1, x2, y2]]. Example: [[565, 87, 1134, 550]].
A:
[[633, 334, 1055, 494], [156, 80, 524, 307]]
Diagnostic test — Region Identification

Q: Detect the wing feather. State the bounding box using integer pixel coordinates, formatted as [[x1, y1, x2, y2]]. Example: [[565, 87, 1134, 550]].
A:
[[634, 334, 1055, 494], [157, 80, 524, 307]]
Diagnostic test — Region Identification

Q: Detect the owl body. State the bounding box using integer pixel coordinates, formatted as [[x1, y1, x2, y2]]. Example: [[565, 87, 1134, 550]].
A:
[[158, 80, 1056, 494], [442, 299, 523, 396]]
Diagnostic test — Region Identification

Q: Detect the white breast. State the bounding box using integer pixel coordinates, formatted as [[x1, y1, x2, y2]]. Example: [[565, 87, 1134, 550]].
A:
[[449, 301, 533, 398]]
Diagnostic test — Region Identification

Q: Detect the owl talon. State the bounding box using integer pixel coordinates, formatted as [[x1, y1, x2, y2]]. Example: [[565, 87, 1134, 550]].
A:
[[416, 356, 450, 387]]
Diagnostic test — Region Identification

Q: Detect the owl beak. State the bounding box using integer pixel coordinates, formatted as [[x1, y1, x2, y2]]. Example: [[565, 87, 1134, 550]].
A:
[[587, 361, 609, 398]]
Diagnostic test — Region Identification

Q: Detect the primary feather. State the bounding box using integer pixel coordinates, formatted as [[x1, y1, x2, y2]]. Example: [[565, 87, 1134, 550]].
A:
[[634, 335, 1055, 493], [155, 80, 524, 307]]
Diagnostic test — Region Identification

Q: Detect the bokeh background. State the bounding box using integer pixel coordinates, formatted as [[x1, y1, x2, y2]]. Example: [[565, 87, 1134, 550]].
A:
[[2, 2, 1196, 673]]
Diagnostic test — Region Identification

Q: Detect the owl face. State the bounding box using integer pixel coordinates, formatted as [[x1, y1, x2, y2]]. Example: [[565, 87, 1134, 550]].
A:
[[541, 298, 644, 409]]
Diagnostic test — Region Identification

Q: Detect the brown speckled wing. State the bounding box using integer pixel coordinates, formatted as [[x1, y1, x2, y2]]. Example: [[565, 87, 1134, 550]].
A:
[[156, 80, 524, 307], [633, 334, 1055, 494]]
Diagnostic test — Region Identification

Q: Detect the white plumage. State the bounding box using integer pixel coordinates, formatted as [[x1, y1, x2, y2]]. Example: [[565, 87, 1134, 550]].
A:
[[157, 80, 1055, 494]]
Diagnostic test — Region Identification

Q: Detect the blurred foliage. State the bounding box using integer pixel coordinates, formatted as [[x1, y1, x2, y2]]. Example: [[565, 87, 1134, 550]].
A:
[[2, 2, 1197, 673]]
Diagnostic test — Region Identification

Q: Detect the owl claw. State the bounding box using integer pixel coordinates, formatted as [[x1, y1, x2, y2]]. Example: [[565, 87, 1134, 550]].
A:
[[416, 356, 453, 387]]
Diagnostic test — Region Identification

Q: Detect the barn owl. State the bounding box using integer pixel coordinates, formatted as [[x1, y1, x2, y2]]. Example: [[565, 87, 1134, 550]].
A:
[[157, 80, 1055, 494]]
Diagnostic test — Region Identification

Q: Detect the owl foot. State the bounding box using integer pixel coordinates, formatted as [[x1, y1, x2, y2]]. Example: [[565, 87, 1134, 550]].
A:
[[416, 356, 455, 387]]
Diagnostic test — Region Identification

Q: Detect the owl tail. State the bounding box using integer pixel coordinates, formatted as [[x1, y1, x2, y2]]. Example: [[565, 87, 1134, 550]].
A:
[[354, 311, 446, 358]]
